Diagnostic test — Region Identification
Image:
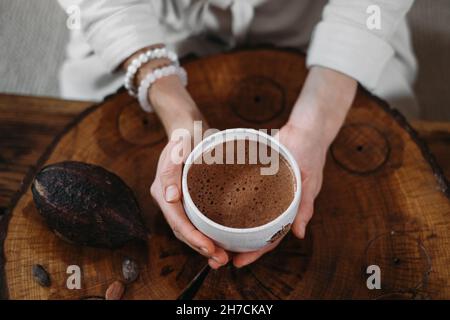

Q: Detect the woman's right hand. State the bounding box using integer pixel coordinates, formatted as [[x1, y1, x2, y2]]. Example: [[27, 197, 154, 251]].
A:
[[123, 48, 229, 268], [150, 136, 230, 269], [148, 76, 230, 269]]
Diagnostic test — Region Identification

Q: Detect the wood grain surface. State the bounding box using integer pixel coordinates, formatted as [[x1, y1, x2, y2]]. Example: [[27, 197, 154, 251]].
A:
[[0, 95, 91, 210], [1, 49, 450, 299]]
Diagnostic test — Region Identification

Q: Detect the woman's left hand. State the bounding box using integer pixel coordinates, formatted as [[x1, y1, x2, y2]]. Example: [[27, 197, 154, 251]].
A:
[[232, 66, 357, 268], [232, 122, 328, 267]]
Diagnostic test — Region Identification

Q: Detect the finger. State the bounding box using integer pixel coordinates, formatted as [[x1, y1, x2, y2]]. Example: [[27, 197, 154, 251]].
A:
[[176, 231, 230, 266], [177, 229, 229, 265], [208, 258, 223, 270], [211, 247, 230, 266], [154, 182, 216, 255], [232, 239, 281, 268], [159, 141, 185, 203], [292, 177, 316, 239], [183, 237, 229, 266], [174, 230, 212, 258], [170, 206, 216, 255]]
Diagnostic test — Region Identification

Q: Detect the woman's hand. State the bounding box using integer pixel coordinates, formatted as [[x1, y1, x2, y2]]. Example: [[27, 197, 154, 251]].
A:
[[150, 136, 229, 269], [233, 66, 357, 267], [148, 76, 230, 270], [232, 124, 327, 267], [124, 47, 229, 269]]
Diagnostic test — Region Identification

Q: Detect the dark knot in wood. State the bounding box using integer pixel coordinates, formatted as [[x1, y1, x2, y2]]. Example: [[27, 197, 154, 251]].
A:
[[331, 123, 390, 175], [230, 76, 285, 124], [364, 231, 432, 296], [118, 103, 166, 146]]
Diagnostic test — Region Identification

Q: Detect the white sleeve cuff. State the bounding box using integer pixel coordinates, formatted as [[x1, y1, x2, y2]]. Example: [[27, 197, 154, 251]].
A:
[[306, 21, 394, 90], [85, 4, 166, 72]]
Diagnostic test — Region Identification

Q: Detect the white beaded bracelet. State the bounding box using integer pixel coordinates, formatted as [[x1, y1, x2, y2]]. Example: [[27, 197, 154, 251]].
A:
[[137, 65, 188, 113], [124, 47, 179, 97]]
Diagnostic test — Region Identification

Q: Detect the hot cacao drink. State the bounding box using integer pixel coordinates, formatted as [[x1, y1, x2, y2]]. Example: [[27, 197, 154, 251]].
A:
[[187, 139, 296, 228]]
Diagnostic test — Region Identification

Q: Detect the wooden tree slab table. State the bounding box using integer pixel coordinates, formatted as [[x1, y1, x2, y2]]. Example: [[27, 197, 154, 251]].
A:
[[2, 49, 450, 299]]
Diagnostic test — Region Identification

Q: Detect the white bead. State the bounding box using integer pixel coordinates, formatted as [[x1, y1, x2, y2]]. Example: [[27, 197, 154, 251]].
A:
[[135, 63, 187, 113], [129, 65, 137, 74], [179, 67, 188, 86]]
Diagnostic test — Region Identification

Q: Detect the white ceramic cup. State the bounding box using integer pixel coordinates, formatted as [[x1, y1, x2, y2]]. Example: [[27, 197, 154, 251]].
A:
[[182, 128, 301, 252]]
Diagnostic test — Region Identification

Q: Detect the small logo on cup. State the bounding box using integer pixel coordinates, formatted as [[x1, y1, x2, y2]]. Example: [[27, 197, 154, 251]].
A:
[[268, 223, 291, 243]]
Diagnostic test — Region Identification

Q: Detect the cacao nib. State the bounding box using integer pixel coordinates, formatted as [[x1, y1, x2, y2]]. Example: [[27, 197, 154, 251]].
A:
[[122, 258, 139, 283], [32, 264, 51, 287]]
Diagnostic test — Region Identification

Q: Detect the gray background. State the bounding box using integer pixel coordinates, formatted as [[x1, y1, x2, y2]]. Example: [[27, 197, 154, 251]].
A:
[[0, 0, 449, 120]]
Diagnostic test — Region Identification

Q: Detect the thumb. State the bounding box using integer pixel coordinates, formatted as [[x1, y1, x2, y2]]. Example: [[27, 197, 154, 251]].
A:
[[291, 178, 315, 239], [159, 141, 185, 203]]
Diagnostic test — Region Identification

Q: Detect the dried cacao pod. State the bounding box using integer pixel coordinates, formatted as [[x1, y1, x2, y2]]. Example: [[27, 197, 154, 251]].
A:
[[31, 161, 147, 248]]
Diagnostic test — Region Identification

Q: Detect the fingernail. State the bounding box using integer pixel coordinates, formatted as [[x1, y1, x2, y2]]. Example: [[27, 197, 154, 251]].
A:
[[200, 247, 209, 255], [208, 259, 221, 270], [211, 256, 222, 264], [165, 185, 179, 202]]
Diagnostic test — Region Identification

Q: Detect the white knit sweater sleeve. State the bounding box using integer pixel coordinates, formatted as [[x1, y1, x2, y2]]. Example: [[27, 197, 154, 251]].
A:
[[307, 0, 414, 90], [58, 0, 162, 71]]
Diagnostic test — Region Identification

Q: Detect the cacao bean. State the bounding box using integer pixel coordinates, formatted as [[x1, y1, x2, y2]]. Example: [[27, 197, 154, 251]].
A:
[[105, 280, 125, 300], [31, 161, 148, 248], [122, 258, 139, 283], [32, 264, 51, 287]]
